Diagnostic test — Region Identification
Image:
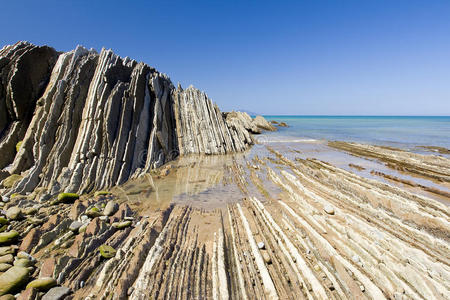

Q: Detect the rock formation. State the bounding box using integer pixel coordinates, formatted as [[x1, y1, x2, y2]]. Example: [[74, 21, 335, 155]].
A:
[[0, 41, 266, 198], [0, 43, 58, 175]]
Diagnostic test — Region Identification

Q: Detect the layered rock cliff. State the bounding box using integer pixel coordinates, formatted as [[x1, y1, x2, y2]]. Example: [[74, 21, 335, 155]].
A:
[[0, 42, 261, 198]]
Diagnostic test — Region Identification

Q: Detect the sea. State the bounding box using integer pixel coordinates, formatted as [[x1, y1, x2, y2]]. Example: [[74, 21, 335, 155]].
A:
[[261, 116, 450, 150]]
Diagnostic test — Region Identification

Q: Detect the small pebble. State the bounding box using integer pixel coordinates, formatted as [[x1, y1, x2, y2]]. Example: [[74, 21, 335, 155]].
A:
[[323, 205, 335, 215]]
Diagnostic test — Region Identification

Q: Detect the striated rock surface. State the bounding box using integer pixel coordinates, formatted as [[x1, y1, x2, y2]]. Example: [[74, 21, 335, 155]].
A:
[[0, 42, 58, 171], [0, 42, 268, 198], [173, 87, 254, 155]]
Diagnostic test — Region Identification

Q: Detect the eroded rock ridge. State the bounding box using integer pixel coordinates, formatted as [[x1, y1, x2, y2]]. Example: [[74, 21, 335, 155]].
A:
[[0, 42, 261, 197]]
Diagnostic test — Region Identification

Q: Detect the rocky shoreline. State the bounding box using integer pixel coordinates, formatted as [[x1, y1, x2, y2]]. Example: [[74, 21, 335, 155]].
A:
[[1, 41, 449, 299], [0, 42, 276, 201], [0, 139, 448, 299]]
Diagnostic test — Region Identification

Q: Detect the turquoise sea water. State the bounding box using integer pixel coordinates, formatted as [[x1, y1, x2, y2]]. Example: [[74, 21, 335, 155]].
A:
[[262, 116, 450, 149]]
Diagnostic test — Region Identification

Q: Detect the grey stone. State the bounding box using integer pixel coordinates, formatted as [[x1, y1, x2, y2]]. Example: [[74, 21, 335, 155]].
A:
[[103, 200, 118, 216], [69, 221, 83, 232], [5, 207, 21, 220], [42, 286, 71, 300]]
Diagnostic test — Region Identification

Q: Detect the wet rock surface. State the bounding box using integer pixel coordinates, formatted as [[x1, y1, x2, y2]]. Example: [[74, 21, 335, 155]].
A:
[[0, 142, 448, 299]]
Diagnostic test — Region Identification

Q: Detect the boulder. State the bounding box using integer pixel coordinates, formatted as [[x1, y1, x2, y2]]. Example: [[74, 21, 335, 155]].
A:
[[0, 247, 14, 256], [19, 228, 40, 253], [1, 175, 22, 188], [86, 206, 102, 218], [13, 258, 32, 268], [5, 207, 21, 220], [0, 263, 12, 272], [112, 221, 132, 229], [0, 231, 19, 245], [252, 116, 277, 131], [53, 193, 79, 204], [17, 287, 38, 300], [69, 221, 83, 232], [69, 200, 85, 219], [26, 277, 57, 291], [99, 244, 116, 259], [42, 286, 71, 300], [0, 254, 13, 264], [103, 200, 118, 216], [0, 266, 30, 296]]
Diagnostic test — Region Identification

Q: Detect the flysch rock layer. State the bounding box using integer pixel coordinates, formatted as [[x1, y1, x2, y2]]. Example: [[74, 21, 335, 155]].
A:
[[0, 41, 264, 198], [0, 42, 58, 175]]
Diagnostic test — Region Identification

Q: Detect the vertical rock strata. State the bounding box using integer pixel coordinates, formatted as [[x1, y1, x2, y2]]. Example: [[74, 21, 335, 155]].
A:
[[0, 42, 58, 171], [0, 42, 254, 197], [173, 85, 253, 155]]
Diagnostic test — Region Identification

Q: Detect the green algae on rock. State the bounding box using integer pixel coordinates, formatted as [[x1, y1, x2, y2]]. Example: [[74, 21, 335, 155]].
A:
[[99, 244, 116, 259], [52, 193, 79, 205], [112, 221, 132, 229], [0, 231, 19, 245], [1, 175, 22, 188], [13, 258, 32, 268], [15, 141, 23, 153], [26, 277, 57, 291], [94, 191, 110, 197], [86, 206, 102, 218], [0, 266, 30, 296]]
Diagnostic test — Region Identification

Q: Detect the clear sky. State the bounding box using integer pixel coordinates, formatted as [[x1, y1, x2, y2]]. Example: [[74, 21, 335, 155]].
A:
[[1, 0, 450, 115]]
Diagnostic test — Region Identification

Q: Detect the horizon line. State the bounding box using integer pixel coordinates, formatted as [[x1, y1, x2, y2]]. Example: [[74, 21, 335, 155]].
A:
[[259, 114, 450, 117]]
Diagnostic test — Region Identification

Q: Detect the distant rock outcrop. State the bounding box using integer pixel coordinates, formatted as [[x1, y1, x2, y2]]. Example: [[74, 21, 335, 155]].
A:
[[0, 42, 272, 198]]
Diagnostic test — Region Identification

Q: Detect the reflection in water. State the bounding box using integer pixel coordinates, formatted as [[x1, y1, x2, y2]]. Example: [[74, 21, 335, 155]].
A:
[[111, 152, 250, 212], [111, 137, 449, 211]]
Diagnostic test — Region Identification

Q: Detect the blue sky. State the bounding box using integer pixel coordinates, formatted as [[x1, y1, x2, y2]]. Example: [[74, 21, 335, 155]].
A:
[[1, 0, 450, 115]]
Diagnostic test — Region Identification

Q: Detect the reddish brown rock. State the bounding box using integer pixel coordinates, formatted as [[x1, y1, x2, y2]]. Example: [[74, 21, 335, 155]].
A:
[[85, 219, 101, 236], [39, 257, 55, 278], [41, 215, 61, 231], [68, 233, 85, 257], [17, 287, 38, 300], [110, 203, 133, 223], [19, 228, 40, 253], [69, 200, 86, 220]]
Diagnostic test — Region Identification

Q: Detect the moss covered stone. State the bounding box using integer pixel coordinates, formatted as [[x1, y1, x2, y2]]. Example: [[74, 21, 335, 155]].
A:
[[0, 231, 19, 245], [26, 277, 57, 291], [0, 266, 30, 296], [94, 191, 110, 197], [99, 244, 116, 259], [86, 206, 102, 218], [13, 258, 32, 268], [15, 141, 23, 153], [53, 193, 79, 205], [112, 221, 132, 229], [1, 175, 22, 189]]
